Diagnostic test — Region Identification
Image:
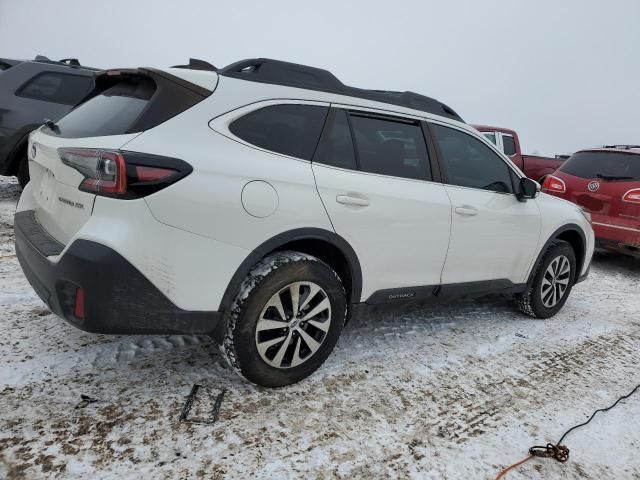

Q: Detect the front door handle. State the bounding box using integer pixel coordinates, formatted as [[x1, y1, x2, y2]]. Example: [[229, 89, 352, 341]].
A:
[[336, 195, 369, 207], [455, 206, 478, 216]]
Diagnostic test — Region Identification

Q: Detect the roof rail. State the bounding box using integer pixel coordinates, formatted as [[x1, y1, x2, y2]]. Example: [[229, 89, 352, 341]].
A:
[[172, 58, 217, 72], [59, 58, 80, 66], [218, 58, 464, 122], [32, 55, 87, 69], [601, 144, 640, 150]]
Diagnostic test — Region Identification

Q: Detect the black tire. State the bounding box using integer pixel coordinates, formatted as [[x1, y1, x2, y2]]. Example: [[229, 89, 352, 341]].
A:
[[220, 251, 347, 387], [16, 156, 29, 189], [515, 240, 576, 319]]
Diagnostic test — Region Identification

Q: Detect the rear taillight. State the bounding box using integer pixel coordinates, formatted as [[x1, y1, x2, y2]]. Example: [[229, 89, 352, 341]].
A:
[[622, 188, 640, 204], [542, 175, 566, 193], [58, 148, 192, 199], [59, 149, 127, 195]]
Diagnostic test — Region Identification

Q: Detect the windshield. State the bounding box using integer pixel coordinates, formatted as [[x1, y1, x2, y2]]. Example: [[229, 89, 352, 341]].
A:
[[560, 151, 640, 180]]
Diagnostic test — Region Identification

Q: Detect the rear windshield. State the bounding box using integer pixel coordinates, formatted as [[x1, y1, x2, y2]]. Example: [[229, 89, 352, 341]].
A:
[[47, 77, 156, 138], [560, 151, 640, 180]]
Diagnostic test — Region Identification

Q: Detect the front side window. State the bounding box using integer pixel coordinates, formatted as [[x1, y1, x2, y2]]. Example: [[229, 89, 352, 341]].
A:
[[229, 104, 329, 160], [349, 114, 431, 181], [16, 72, 92, 105], [431, 124, 514, 193], [502, 134, 517, 156]]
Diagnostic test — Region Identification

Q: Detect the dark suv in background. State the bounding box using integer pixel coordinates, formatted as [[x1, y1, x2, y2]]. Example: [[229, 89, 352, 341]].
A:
[[0, 55, 101, 187]]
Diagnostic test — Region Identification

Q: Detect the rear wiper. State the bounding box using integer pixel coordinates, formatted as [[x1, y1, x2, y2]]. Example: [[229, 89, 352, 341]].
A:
[[595, 172, 633, 181], [43, 118, 60, 133]]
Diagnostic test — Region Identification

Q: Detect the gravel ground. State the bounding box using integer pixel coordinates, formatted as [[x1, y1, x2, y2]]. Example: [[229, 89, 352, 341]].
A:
[[1, 175, 639, 479]]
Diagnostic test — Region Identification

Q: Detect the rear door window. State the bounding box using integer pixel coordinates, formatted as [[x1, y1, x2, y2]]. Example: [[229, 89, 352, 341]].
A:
[[348, 114, 431, 181], [313, 110, 357, 170], [16, 72, 92, 105], [560, 151, 640, 180], [230, 104, 329, 160], [50, 77, 156, 138], [431, 124, 515, 193]]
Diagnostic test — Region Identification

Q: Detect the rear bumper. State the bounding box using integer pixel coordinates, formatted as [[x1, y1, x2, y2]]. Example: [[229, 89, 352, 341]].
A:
[[15, 210, 221, 335]]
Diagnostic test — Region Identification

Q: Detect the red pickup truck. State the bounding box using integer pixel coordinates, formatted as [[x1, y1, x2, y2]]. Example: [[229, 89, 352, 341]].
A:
[[473, 125, 565, 182]]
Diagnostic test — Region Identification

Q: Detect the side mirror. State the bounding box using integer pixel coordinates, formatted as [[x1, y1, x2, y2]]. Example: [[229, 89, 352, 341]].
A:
[[517, 177, 540, 201]]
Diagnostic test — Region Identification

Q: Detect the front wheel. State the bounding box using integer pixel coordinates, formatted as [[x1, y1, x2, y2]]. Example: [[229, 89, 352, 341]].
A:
[[515, 240, 576, 319], [220, 251, 347, 387]]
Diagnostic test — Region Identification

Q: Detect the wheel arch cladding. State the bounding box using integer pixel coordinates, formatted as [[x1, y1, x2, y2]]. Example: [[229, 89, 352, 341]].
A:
[[218, 228, 362, 313], [530, 224, 586, 284]]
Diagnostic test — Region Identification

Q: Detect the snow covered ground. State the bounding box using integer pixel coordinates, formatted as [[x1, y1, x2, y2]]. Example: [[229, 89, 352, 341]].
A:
[[1, 175, 639, 480]]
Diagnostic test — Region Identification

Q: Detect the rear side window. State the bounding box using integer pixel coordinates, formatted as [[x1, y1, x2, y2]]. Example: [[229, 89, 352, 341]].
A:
[[560, 151, 640, 180], [230, 104, 329, 160], [16, 72, 92, 105], [431, 124, 514, 193], [502, 134, 517, 156], [349, 114, 431, 181], [51, 77, 156, 138]]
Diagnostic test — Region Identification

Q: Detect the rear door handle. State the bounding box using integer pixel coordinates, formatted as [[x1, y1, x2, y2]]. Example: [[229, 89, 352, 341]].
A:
[[336, 195, 369, 207], [455, 206, 478, 216]]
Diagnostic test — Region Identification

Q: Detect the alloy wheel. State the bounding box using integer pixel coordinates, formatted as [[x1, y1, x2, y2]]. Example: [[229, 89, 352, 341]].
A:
[[540, 255, 571, 308], [255, 281, 332, 369]]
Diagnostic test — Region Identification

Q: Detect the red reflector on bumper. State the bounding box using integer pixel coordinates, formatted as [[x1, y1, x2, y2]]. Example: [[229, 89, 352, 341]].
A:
[[74, 288, 85, 320]]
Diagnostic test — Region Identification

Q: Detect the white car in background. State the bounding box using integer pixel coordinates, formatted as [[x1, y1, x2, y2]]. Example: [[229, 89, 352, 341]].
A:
[[15, 58, 594, 387]]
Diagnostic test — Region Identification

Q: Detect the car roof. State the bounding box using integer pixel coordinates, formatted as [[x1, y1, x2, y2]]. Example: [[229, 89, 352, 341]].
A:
[[169, 57, 464, 123], [472, 125, 517, 136], [576, 147, 640, 156], [0, 55, 101, 73]]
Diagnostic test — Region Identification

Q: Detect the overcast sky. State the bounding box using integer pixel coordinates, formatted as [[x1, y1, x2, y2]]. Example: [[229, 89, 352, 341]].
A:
[[1, 0, 638, 155]]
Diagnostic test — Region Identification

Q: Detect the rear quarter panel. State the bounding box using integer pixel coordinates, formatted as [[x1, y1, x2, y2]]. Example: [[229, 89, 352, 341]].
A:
[[122, 78, 334, 253]]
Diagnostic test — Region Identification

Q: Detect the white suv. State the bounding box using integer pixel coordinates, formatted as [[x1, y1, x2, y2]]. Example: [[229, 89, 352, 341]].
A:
[[15, 58, 594, 387]]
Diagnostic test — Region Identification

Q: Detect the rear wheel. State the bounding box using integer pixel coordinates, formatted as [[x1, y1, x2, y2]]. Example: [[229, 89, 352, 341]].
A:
[[515, 240, 576, 319], [220, 251, 347, 387], [16, 155, 29, 189]]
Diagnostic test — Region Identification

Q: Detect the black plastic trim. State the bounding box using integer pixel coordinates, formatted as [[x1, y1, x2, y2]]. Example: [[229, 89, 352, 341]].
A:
[[364, 279, 525, 305], [218, 58, 464, 122], [218, 228, 363, 313], [421, 121, 443, 183], [365, 285, 438, 305], [354, 279, 526, 318], [171, 58, 218, 72], [436, 279, 526, 299], [14, 210, 64, 256], [15, 216, 220, 335], [527, 224, 588, 285]]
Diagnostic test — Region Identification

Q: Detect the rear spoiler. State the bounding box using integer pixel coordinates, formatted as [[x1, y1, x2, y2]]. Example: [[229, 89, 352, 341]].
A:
[[99, 67, 213, 97]]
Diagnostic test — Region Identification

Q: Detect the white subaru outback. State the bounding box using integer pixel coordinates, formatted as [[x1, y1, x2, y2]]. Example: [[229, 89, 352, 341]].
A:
[[15, 58, 594, 387]]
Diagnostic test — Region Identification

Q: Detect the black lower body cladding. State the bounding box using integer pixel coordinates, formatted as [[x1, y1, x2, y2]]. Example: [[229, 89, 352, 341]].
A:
[[14, 210, 220, 335]]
